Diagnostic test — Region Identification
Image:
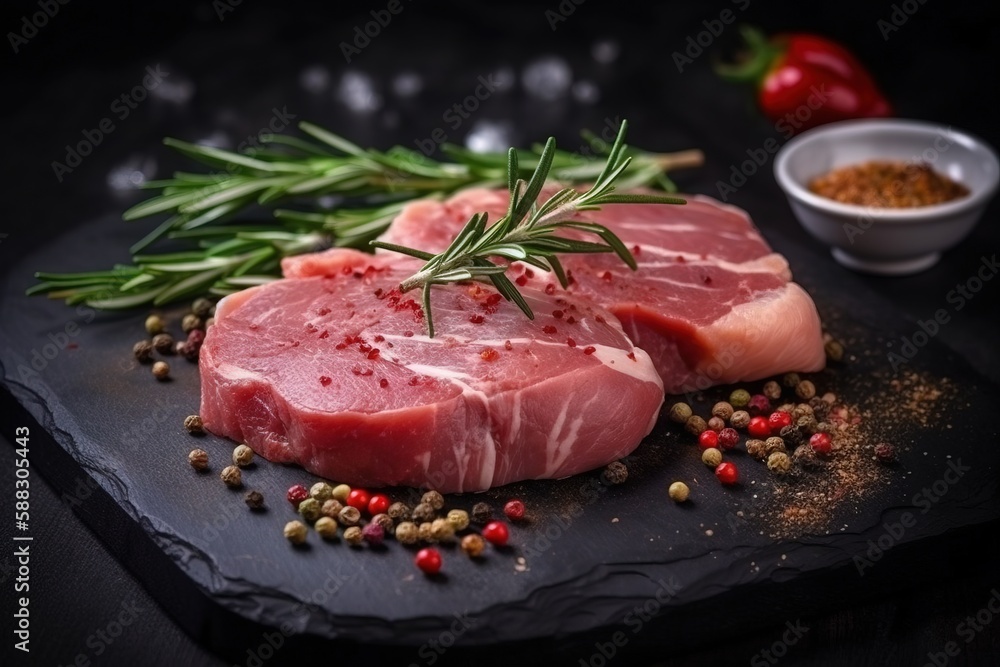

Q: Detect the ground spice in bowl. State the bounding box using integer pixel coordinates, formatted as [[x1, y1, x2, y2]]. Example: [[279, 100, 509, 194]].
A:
[[808, 161, 969, 207]]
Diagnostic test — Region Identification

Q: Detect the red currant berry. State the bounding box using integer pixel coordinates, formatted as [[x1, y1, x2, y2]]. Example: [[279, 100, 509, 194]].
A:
[[715, 461, 738, 485], [347, 488, 371, 510], [504, 499, 526, 521], [768, 410, 792, 434], [286, 484, 309, 508], [747, 394, 771, 415], [415, 548, 442, 575], [810, 432, 832, 455], [482, 521, 509, 546], [717, 427, 739, 450], [698, 429, 719, 449], [368, 493, 390, 516], [747, 416, 771, 438]]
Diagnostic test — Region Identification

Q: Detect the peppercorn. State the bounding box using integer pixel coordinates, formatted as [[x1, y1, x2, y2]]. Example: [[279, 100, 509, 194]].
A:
[[779, 424, 804, 446], [152, 361, 170, 381], [711, 401, 734, 421], [187, 328, 206, 349], [298, 498, 322, 522], [447, 509, 471, 531], [503, 500, 525, 522], [220, 465, 242, 488], [344, 526, 364, 546], [363, 523, 385, 546], [309, 482, 333, 502], [768, 410, 792, 433], [395, 521, 419, 545], [183, 414, 204, 435], [795, 380, 817, 400], [702, 447, 723, 468], [821, 392, 837, 405], [796, 414, 818, 433], [430, 518, 455, 542], [748, 416, 771, 439], [685, 415, 708, 436], [152, 333, 175, 355], [315, 516, 338, 539], [699, 430, 719, 449], [810, 432, 832, 454], [412, 502, 436, 523], [284, 520, 307, 545], [133, 340, 154, 363], [418, 522, 435, 543], [472, 502, 492, 525], [668, 481, 690, 502], [825, 338, 844, 362], [602, 461, 628, 485], [764, 436, 786, 457], [668, 402, 693, 423], [729, 388, 750, 408], [388, 502, 411, 521], [182, 314, 204, 334], [145, 314, 165, 336], [415, 547, 442, 574], [874, 442, 897, 464], [188, 449, 209, 471], [767, 451, 792, 474], [745, 439, 767, 460], [482, 521, 509, 546], [287, 484, 309, 508], [244, 490, 265, 510], [421, 490, 445, 510], [716, 427, 739, 450], [331, 484, 351, 502], [707, 416, 726, 432], [338, 505, 361, 526], [321, 499, 343, 520], [347, 488, 371, 511], [368, 493, 390, 516], [793, 444, 823, 470], [762, 380, 782, 400], [715, 461, 738, 485], [814, 421, 833, 434], [808, 396, 828, 417], [730, 410, 751, 429], [232, 444, 254, 467], [776, 403, 796, 415], [461, 534, 486, 558], [192, 297, 214, 319], [782, 372, 801, 388], [747, 394, 771, 415], [371, 513, 394, 534], [791, 403, 814, 420]]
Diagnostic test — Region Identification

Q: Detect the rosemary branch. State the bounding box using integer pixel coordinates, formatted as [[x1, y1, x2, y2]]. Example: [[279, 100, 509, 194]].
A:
[[371, 120, 685, 337]]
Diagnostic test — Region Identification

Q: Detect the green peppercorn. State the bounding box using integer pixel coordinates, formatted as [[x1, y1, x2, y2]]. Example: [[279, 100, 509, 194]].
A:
[[824, 338, 844, 362], [668, 402, 693, 424], [387, 501, 411, 521], [152, 361, 170, 381], [418, 522, 435, 543], [711, 401, 734, 421], [792, 403, 813, 420], [220, 465, 242, 488], [192, 297, 214, 319], [338, 505, 361, 526], [762, 380, 781, 400], [767, 451, 792, 474], [145, 314, 165, 336], [331, 484, 351, 502], [795, 380, 816, 400], [685, 415, 708, 436], [782, 372, 801, 388], [668, 481, 690, 502], [730, 410, 750, 429], [461, 533, 486, 558], [815, 421, 833, 434], [298, 497, 321, 522], [232, 444, 254, 467], [796, 415, 818, 433], [371, 513, 394, 533], [310, 482, 334, 502], [284, 520, 307, 545], [182, 314, 204, 334], [430, 518, 455, 542], [471, 502, 492, 525], [602, 461, 628, 485], [764, 436, 786, 457], [343, 526, 363, 546], [133, 340, 154, 363], [729, 388, 751, 408], [152, 333, 175, 355], [745, 439, 767, 460], [244, 490, 265, 510], [315, 516, 338, 539], [421, 490, 445, 510], [395, 521, 419, 545], [701, 448, 723, 468], [776, 403, 795, 415], [184, 414, 204, 434], [321, 499, 343, 520], [412, 502, 436, 523], [446, 509, 470, 532], [188, 449, 209, 471]]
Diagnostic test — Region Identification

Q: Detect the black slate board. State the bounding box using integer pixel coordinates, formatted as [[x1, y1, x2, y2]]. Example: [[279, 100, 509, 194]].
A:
[[2, 211, 999, 664]]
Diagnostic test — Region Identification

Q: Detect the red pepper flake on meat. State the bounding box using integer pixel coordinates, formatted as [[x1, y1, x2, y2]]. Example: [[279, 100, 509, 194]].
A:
[[703, 276, 713, 285], [676, 255, 686, 263], [373, 288, 384, 298], [335, 342, 347, 350], [480, 293, 503, 314], [373, 335, 385, 343], [595, 315, 606, 324], [566, 338, 576, 348], [351, 365, 373, 377], [524, 268, 535, 279], [319, 330, 329, 339], [552, 310, 564, 319], [379, 378, 389, 388], [359, 342, 372, 353], [566, 316, 576, 325], [542, 325, 557, 334], [317, 307, 331, 316], [480, 347, 500, 362], [341, 266, 352, 275], [583, 346, 597, 355], [503, 340, 513, 351], [319, 376, 331, 386], [367, 349, 380, 360], [632, 244, 641, 255], [515, 275, 528, 286], [403, 330, 414, 337], [627, 352, 636, 361], [469, 314, 485, 324], [544, 284, 556, 295]]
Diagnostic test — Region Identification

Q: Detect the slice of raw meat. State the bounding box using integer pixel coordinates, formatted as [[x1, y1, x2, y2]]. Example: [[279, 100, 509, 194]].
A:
[[378, 188, 826, 394], [200, 249, 664, 492]]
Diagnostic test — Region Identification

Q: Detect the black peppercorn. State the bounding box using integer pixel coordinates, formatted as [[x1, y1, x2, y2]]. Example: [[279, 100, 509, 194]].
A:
[[133, 340, 154, 363], [602, 461, 628, 485], [152, 333, 175, 355], [471, 502, 492, 525], [244, 490, 265, 510], [779, 424, 803, 446], [874, 442, 897, 464], [412, 502, 436, 523]]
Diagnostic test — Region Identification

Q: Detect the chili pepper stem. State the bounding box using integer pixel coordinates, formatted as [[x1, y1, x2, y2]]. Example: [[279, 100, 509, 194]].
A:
[[714, 25, 781, 83]]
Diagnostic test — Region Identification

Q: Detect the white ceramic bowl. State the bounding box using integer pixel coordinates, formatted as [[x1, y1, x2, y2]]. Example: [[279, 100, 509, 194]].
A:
[[773, 119, 999, 275]]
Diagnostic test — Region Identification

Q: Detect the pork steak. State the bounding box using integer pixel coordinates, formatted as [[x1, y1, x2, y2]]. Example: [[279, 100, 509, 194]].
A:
[[199, 250, 664, 492]]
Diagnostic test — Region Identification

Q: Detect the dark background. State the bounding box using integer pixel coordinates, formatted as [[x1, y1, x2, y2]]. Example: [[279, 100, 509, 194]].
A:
[[2, 1, 999, 665]]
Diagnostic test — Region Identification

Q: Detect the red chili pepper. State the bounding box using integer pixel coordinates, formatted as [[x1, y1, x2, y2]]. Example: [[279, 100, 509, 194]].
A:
[[717, 27, 892, 134]]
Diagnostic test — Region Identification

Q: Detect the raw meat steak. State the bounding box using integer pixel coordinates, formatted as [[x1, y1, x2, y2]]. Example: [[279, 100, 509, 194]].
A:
[[200, 249, 664, 492], [379, 188, 826, 394]]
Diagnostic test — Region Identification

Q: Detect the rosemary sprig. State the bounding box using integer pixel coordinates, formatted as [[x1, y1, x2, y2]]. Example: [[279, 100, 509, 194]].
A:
[[372, 120, 685, 337], [28, 120, 702, 309]]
